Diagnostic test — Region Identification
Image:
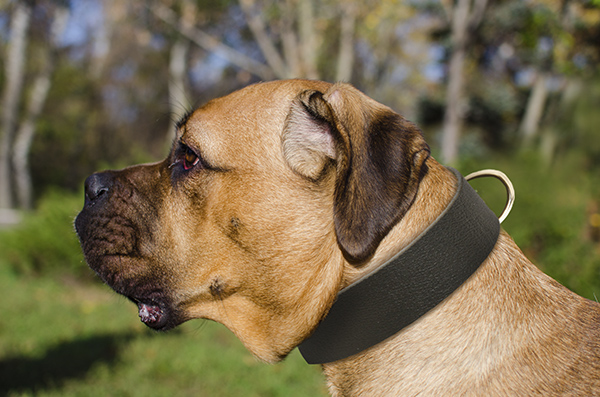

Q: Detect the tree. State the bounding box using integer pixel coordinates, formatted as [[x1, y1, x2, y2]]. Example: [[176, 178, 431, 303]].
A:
[[0, 0, 31, 210], [151, 0, 276, 80], [440, 0, 488, 164], [0, 1, 71, 211], [167, 0, 195, 137], [519, 0, 600, 154], [152, 0, 360, 81], [12, 4, 69, 209]]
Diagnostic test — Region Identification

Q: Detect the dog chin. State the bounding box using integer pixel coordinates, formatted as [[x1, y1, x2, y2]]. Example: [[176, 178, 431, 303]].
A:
[[84, 257, 184, 331]]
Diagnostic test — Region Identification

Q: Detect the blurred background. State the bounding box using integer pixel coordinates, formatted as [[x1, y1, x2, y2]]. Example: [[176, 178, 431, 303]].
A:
[[0, 0, 599, 395]]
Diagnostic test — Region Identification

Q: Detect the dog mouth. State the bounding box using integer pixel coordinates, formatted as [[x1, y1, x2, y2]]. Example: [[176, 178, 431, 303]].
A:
[[78, 248, 184, 331], [126, 295, 182, 331], [136, 301, 166, 328]]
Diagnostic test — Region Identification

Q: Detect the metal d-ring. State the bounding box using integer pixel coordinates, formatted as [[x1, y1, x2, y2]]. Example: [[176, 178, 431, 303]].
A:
[[465, 169, 515, 224]]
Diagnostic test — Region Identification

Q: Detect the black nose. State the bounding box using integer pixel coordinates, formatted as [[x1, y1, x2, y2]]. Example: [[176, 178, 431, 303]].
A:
[[84, 172, 114, 205]]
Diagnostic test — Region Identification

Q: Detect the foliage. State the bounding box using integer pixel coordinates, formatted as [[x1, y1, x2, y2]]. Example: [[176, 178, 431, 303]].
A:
[[0, 189, 86, 278]]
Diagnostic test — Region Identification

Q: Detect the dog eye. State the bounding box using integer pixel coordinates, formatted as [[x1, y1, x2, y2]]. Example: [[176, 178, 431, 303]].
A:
[[183, 147, 200, 170]]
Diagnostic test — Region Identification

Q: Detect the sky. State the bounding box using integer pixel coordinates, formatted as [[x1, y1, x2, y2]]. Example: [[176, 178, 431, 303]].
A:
[[59, 0, 104, 48]]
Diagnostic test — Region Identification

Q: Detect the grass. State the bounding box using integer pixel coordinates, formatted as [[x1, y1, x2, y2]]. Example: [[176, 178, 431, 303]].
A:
[[0, 265, 328, 396]]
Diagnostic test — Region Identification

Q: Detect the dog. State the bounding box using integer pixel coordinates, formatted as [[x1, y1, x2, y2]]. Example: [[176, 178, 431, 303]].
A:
[[75, 79, 600, 395]]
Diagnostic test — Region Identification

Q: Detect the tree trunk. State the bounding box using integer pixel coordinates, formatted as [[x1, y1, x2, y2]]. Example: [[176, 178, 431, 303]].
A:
[[298, 0, 318, 79], [336, 3, 356, 82], [440, 0, 488, 165], [520, 71, 549, 147], [169, 40, 191, 116], [441, 0, 469, 165], [168, 0, 195, 121], [239, 0, 290, 78], [0, 2, 31, 209], [441, 48, 467, 165], [12, 6, 68, 210], [281, 0, 301, 77], [12, 70, 52, 210]]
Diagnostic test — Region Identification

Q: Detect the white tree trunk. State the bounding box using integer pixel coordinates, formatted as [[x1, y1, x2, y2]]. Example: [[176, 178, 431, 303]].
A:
[[336, 3, 356, 82], [0, 2, 31, 209], [12, 6, 68, 210], [440, 0, 488, 165], [441, 0, 469, 164], [169, 40, 191, 116], [12, 72, 52, 209], [520, 72, 549, 147], [441, 47, 467, 164], [298, 0, 318, 79], [168, 0, 195, 121], [281, 0, 301, 77]]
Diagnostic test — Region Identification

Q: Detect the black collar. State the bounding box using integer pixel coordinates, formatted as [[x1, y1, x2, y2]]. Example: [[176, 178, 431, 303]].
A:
[[298, 167, 500, 364]]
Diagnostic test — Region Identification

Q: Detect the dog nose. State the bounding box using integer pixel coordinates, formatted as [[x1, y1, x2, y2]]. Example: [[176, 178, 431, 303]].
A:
[[84, 172, 114, 204]]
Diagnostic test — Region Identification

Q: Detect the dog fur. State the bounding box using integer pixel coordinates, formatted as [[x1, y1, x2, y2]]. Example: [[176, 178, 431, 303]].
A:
[[76, 79, 600, 395]]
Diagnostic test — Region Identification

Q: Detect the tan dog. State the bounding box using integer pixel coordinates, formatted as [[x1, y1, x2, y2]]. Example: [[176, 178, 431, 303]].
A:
[[75, 79, 600, 395]]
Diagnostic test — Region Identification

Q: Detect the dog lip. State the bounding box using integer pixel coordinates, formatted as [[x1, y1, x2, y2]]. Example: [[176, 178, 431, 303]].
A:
[[136, 301, 166, 328], [127, 295, 180, 331]]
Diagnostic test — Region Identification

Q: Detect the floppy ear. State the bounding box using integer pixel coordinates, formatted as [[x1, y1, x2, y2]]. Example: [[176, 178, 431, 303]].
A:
[[282, 83, 430, 264]]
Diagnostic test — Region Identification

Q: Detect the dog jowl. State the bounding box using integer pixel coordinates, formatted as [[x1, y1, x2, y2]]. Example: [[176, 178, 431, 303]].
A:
[[75, 163, 184, 330], [76, 79, 600, 395]]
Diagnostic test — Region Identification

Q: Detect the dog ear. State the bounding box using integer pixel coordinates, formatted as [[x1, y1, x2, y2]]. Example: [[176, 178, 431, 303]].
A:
[[282, 83, 430, 264], [282, 90, 340, 180]]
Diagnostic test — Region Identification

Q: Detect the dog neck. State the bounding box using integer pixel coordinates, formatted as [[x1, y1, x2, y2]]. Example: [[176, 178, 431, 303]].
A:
[[298, 166, 500, 364]]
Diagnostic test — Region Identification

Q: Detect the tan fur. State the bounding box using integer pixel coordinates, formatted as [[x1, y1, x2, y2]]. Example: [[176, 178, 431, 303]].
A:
[[76, 79, 600, 395]]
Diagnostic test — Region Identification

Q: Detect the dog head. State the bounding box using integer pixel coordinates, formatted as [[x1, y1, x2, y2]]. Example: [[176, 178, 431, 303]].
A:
[[75, 80, 429, 362]]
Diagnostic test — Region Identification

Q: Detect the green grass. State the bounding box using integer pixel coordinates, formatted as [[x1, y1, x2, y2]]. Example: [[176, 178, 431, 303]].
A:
[[0, 265, 328, 396]]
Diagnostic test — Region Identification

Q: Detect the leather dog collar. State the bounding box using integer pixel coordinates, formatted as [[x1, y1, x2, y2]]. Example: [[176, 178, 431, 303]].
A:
[[298, 167, 500, 364]]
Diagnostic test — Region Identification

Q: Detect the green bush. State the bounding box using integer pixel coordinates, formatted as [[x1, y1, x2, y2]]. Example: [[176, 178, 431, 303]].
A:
[[0, 190, 86, 277]]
